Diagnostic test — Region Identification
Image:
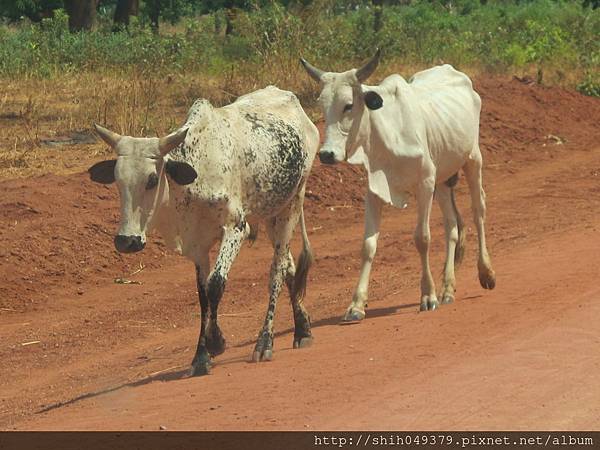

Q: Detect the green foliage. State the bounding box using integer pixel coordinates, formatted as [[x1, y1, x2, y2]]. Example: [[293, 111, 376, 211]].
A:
[[0, 0, 62, 21], [577, 73, 600, 97], [0, 0, 597, 91]]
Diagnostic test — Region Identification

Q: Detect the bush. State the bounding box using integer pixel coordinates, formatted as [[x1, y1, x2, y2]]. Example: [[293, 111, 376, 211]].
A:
[[577, 74, 600, 97], [0, 0, 597, 85]]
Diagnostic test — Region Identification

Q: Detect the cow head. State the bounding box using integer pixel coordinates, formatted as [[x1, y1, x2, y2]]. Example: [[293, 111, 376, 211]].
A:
[[88, 124, 196, 254], [300, 49, 381, 164]]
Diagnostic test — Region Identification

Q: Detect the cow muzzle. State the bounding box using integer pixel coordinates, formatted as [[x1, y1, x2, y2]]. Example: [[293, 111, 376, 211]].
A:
[[114, 234, 145, 253], [319, 150, 338, 165]]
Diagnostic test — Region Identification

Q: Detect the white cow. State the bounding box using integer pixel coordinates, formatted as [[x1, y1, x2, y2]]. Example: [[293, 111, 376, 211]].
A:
[[301, 51, 496, 322], [88, 86, 319, 375]]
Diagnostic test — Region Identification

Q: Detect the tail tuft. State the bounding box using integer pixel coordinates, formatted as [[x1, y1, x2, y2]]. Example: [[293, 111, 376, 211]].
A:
[[247, 222, 259, 247], [291, 208, 314, 303], [292, 245, 314, 303]]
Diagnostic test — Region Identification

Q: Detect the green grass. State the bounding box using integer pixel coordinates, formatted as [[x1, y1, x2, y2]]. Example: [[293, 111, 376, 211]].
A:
[[0, 0, 598, 90], [0, 1, 598, 120]]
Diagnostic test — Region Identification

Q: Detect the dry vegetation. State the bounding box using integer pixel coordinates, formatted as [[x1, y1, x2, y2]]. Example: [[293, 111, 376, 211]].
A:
[[1, 1, 598, 179], [0, 58, 568, 180], [0, 66, 321, 179]]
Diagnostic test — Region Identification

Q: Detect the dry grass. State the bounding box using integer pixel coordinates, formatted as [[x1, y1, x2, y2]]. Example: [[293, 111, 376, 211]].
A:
[[0, 59, 583, 181], [0, 60, 324, 179]]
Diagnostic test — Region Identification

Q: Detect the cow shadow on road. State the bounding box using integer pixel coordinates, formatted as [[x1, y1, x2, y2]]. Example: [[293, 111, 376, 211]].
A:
[[231, 301, 420, 349], [35, 302, 418, 416], [36, 367, 192, 416]]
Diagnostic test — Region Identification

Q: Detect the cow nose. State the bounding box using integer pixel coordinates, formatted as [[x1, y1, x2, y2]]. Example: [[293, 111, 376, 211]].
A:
[[114, 235, 145, 253], [319, 150, 336, 165]]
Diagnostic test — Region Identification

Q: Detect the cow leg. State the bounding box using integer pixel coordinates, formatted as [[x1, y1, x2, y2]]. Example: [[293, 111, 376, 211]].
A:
[[253, 204, 302, 362], [342, 190, 383, 323], [464, 150, 496, 290], [190, 223, 247, 376], [436, 184, 465, 305], [415, 178, 438, 311], [284, 254, 313, 349], [190, 253, 211, 376], [267, 219, 313, 350], [206, 223, 248, 355]]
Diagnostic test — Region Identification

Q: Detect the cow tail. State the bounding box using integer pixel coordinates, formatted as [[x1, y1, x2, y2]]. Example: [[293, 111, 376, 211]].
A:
[[292, 206, 314, 303], [247, 222, 259, 246], [451, 185, 466, 267], [445, 172, 466, 267]]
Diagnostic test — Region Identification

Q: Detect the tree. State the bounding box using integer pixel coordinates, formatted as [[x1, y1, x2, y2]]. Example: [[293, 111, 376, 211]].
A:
[[373, 0, 383, 32], [142, 0, 202, 32], [113, 0, 139, 28], [0, 0, 61, 22], [64, 0, 99, 31], [146, 0, 161, 30]]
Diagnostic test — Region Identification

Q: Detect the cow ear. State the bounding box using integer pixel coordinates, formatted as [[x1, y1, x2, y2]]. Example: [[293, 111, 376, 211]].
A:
[[88, 159, 117, 184], [364, 91, 384, 110], [165, 160, 197, 185]]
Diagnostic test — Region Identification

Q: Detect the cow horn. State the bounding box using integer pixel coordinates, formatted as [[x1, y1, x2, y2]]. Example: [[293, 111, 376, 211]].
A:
[[300, 57, 325, 82], [159, 127, 188, 156], [355, 49, 381, 82], [94, 123, 122, 148]]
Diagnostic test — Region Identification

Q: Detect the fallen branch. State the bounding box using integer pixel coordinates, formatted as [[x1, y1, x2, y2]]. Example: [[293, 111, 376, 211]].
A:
[[114, 278, 142, 285], [130, 262, 146, 276], [148, 365, 184, 377]]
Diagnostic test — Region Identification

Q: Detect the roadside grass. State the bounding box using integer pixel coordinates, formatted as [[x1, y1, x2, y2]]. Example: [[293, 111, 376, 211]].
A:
[[0, 0, 598, 179]]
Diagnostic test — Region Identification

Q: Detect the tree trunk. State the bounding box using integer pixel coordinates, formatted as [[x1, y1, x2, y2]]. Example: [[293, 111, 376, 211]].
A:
[[224, 0, 235, 36], [64, 0, 98, 32], [146, 0, 161, 32], [373, 0, 383, 33], [225, 9, 235, 35], [113, 0, 139, 29]]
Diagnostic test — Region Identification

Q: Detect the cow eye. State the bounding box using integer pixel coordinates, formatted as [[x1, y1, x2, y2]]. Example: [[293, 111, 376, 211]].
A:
[[146, 173, 159, 190], [343, 103, 353, 113]]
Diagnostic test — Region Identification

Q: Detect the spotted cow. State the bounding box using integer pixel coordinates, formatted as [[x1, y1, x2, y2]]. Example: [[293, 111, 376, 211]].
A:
[[88, 86, 319, 375]]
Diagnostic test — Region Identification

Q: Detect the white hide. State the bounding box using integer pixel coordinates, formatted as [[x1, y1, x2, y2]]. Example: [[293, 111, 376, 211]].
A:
[[350, 65, 481, 208]]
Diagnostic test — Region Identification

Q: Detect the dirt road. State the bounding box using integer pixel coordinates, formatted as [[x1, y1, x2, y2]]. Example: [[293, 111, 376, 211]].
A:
[[1, 77, 599, 430]]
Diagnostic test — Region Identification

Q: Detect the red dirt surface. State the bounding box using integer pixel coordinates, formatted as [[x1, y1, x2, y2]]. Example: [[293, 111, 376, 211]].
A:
[[1, 76, 600, 430]]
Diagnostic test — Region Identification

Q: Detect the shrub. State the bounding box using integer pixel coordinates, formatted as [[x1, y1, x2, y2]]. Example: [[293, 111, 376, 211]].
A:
[[0, 0, 596, 85]]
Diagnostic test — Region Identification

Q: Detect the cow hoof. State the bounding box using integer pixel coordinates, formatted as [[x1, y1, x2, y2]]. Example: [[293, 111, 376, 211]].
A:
[[206, 326, 226, 357], [252, 348, 273, 362], [190, 361, 211, 377], [340, 307, 365, 324], [479, 269, 496, 290], [293, 335, 313, 349], [420, 297, 439, 312], [190, 352, 211, 377], [441, 294, 455, 305], [252, 330, 273, 362]]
